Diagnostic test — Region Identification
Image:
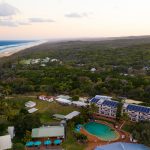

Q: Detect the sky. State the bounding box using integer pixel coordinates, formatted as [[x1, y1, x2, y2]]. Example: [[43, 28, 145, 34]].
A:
[[0, 0, 150, 40]]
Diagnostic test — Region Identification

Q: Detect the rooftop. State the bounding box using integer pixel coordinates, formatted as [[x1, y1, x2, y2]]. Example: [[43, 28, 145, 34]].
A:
[[0, 135, 12, 150], [90, 95, 112, 104], [28, 108, 38, 113], [95, 142, 150, 150], [25, 101, 36, 108], [126, 104, 150, 113], [53, 114, 65, 120], [32, 126, 65, 138], [102, 100, 118, 108], [65, 111, 80, 120]]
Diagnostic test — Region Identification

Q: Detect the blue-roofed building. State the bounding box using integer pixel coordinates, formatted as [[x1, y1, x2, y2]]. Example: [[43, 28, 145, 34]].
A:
[[90, 95, 150, 121], [123, 104, 150, 122], [98, 100, 119, 118], [95, 142, 150, 150], [89, 95, 118, 118], [90, 95, 112, 104]]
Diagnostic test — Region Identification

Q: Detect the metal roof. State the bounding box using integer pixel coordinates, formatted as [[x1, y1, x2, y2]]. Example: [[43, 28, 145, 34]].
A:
[[90, 97, 100, 103], [28, 108, 38, 113], [32, 126, 64, 138], [95, 142, 150, 150], [53, 114, 65, 119], [0, 135, 12, 150], [126, 104, 150, 113], [65, 111, 80, 120], [102, 100, 118, 108]]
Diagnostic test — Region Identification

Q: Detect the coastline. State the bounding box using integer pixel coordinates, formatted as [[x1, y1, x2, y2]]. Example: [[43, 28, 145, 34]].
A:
[[0, 40, 48, 58]]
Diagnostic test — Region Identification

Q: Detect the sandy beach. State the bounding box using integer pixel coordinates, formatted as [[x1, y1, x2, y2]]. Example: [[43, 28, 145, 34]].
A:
[[0, 41, 47, 58]]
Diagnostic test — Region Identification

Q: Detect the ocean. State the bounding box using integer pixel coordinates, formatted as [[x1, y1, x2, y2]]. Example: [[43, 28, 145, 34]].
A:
[[0, 40, 47, 58], [0, 40, 35, 51]]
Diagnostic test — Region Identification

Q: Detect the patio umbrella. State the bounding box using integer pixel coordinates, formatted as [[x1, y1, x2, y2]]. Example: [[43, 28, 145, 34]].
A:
[[54, 139, 62, 145], [44, 140, 52, 145], [34, 141, 42, 146], [26, 141, 34, 147]]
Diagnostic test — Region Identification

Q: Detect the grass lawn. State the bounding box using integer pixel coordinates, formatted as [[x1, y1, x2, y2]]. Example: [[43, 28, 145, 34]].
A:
[[6, 95, 81, 123]]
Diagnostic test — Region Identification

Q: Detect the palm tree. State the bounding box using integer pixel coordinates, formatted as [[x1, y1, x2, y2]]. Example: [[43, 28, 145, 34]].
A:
[[2, 86, 12, 96]]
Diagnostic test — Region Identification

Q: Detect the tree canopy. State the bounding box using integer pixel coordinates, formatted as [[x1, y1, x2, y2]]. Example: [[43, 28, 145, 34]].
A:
[[132, 121, 150, 146]]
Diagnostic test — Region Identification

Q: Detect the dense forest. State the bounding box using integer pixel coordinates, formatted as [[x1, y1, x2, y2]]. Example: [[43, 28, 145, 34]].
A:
[[0, 37, 150, 104]]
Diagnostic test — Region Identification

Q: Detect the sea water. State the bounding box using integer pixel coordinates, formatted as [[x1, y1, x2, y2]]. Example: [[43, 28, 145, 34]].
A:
[[0, 40, 35, 51]]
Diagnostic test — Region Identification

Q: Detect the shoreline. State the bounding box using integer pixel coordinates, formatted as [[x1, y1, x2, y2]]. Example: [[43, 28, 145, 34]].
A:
[[0, 40, 48, 58]]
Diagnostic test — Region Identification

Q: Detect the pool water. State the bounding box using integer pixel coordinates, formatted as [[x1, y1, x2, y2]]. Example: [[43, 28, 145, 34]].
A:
[[75, 124, 82, 132], [83, 122, 118, 141]]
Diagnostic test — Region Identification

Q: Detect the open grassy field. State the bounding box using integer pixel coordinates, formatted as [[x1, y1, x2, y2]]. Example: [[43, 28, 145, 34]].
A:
[[5, 95, 81, 123]]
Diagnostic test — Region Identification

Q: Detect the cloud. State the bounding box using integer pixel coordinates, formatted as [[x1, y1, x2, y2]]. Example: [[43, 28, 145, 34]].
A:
[[0, 2, 19, 17], [0, 20, 18, 27], [65, 12, 91, 18], [0, 2, 55, 27], [0, 17, 54, 27], [18, 21, 31, 25], [29, 18, 55, 23], [0, 19, 30, 27]]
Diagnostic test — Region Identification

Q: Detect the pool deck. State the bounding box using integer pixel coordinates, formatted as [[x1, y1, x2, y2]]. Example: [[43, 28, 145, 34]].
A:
[[80, 120, 130, 150], [25, 145, 62, 150]]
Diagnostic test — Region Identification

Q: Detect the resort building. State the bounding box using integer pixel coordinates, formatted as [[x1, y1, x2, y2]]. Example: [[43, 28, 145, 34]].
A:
[[90, 95, 112, 104], [90, 95, 150, 121], [123, 103, 150, 122], [90, 95, 118, 118], [98, 100, 119, 118], [31, 126, 65, 141], [95, 142, 150, 150]]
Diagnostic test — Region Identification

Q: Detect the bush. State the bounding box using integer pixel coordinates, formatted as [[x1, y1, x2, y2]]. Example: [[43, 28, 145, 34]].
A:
[[74, 132, 87, 143], [0, 121, 8, 136], [12, 143, 25, 150], [72, 95, 79, 101]]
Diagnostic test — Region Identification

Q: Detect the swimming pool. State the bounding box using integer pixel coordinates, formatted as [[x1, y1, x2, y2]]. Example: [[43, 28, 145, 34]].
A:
[[83, 122, 118, 141]]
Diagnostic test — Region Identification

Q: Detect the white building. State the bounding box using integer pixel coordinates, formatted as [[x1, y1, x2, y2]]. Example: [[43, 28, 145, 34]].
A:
[[90, 68, 96, 73], [38, 95, 54, 102], [90, 95, 150, 121], [65, 111, 80, 120], [90, 95, 118, 118], [25, 101, 36, 108], [0, 135, 12, 150], [28, 108, 38, 113], [8, 126, 15, 139], [123, 103, 150, 122], [72, 101, 88, 107], [55, 98, 72, 105], [98, 100, 119, 118], [51, 59, 59, 62]]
